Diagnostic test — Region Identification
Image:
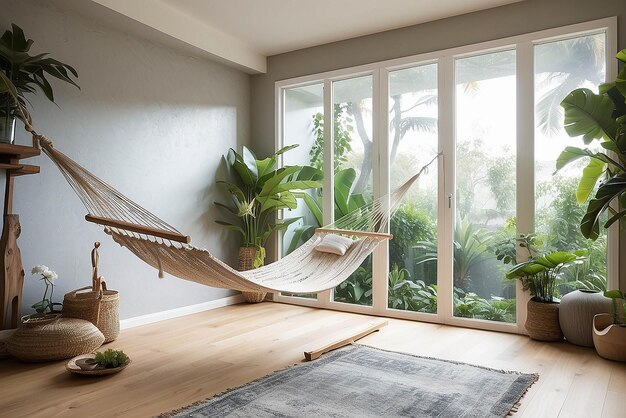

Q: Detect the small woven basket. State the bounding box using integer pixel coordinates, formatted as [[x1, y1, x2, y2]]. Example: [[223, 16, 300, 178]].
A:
[[62, 242, 120, 343], [7, 315, 104, 362], [63, 282, 120, 343], [238, 246, 267, 303]]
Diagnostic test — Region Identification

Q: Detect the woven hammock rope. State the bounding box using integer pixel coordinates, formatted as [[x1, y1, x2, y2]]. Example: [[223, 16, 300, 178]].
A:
[[35, 134, 440, 293]]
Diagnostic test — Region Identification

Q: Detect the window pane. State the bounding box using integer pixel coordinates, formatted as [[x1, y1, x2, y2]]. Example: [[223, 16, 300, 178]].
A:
[[534, 33, 607, 296], [332, 75, 374, 306], [388, 64, 438, 314], [280, 83, 324, 299], [454, 50, 517, 323]]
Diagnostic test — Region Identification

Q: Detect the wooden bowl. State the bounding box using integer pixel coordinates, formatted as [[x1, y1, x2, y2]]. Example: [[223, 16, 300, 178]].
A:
[[66, 353, 131, 376]]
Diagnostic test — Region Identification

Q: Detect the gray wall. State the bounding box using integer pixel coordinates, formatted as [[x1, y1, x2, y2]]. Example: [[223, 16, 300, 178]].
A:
[[2, 0, 250, 320], [251, 0, 626, 288]]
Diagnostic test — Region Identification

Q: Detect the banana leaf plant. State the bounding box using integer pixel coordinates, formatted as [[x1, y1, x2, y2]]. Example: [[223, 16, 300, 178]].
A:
[[214, 145, 322, 267], [506, 250, 588, 303], [556, 49, 626, 240], [286, 167, 367, 253], [0, 23, 79, 124]]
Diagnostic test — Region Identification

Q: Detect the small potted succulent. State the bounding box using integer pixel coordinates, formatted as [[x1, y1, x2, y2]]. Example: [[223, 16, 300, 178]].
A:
[[506, 250, 587, 341], [0, 23, 79, 143], [592, 290, 626, 361]]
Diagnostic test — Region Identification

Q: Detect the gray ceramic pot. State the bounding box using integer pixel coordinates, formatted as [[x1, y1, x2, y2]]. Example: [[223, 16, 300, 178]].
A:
[[559, 289, 610, 347]]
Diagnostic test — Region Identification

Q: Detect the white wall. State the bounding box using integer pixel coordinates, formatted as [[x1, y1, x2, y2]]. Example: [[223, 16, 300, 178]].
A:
[[2, 0, 250, 320]]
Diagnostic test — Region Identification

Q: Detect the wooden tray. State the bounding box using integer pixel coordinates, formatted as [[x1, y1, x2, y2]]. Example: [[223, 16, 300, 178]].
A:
[[66, 353, 130, 376]]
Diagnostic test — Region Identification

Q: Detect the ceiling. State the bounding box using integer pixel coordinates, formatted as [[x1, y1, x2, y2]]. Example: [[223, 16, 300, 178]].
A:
[[87, 0, 523, 73]]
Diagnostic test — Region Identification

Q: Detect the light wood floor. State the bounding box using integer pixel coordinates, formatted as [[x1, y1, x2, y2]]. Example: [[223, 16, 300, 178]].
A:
[[1, 302, 625, 418]]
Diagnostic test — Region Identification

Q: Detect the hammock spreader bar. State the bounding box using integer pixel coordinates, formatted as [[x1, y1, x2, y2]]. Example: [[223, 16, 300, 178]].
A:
[[85, 214, 191, 244]]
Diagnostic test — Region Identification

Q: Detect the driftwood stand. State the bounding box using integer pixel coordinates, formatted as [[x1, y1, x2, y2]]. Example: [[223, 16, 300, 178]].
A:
[[0, 143, 40, 329]]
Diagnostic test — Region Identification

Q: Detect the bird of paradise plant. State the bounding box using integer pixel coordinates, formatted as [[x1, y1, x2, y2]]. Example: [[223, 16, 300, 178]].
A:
[[214, 145, 322, 267]]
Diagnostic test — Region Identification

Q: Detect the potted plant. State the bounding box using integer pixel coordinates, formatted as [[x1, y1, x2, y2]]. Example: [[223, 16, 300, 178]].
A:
[[214, 145, 322, 302], [556, 49, 626, 240], [26, 265, 62, 322], [592, 290, 626, 361], [0, 23, 79, 143], [506, 250, 587, 341]]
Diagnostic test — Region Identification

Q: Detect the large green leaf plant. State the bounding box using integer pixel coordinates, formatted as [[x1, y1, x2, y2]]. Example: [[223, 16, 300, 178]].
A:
[[557, 49, 626, 240], [0, 23, 79, 124], [506, 250, 588, 303], [214, 145, 322, 267]]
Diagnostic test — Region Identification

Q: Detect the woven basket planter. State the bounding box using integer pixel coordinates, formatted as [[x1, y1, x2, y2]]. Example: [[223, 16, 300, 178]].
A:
[[525, 298, 563, 342], [63, 282, 120, 343], [6, 315, 104, 362], [238, 246, 267, 303]]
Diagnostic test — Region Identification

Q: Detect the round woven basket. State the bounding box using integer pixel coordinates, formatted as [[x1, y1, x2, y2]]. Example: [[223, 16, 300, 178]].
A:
[[238, 246, 267, 303], [63, 282, 120, 343], [525, 298, 563, 342], [6, 316, 104, 362]]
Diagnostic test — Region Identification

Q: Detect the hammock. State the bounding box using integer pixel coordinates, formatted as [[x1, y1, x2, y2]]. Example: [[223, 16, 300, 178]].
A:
[[33, 134, 438, 294]]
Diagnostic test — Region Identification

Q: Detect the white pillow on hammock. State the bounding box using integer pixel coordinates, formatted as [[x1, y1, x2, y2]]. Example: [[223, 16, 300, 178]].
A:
[[315, 234, 354, 256]]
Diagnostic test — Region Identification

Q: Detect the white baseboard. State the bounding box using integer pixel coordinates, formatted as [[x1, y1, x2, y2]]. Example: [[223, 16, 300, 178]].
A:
[[120, 294, 245, 330]]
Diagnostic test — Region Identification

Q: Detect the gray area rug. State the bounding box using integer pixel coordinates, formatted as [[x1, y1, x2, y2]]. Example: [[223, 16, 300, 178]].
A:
[[165, 345, 538, 418]]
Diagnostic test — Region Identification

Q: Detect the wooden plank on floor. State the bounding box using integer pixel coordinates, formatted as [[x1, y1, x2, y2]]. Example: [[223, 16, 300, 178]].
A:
[[304, 319, 388, 361]]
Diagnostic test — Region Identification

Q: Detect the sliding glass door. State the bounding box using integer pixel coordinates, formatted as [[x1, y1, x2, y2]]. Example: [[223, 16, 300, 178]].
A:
[[453, 50, 517, 323], [387, 64, 439, 315], [280, 83, 324, 300], [330, 75, 375, 307], [534, 33, 608, 295], [275, 19, 616, 333]]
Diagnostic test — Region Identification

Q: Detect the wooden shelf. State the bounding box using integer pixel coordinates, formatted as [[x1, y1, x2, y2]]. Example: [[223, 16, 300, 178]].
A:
[[0, 143, 40, 159], [0, 163, 40, 176]]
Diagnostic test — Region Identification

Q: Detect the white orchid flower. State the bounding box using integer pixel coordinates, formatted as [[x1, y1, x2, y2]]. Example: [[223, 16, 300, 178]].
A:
[[42, 270, 58, 282], [31, 265, 50, 275]]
